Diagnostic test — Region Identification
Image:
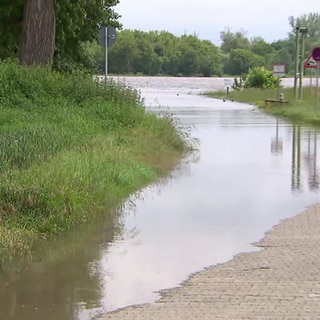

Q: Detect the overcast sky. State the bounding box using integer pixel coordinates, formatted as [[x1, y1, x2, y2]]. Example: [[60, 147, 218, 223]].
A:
[[115, 0, 319, 44]]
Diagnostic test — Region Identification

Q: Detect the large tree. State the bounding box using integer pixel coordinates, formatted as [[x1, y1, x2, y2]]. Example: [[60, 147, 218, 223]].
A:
[[19, 0, 56, 66], [0, 0, 120, 69]]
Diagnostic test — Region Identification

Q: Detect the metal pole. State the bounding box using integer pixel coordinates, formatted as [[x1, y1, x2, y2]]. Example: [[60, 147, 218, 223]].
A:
[[277, 77, 280, 99], [294, 27, 300, 100], [316, 61, 319, 111], [104, 26, 108, 87], [299, 31, 306, 100], [310, 69, 313, 101]]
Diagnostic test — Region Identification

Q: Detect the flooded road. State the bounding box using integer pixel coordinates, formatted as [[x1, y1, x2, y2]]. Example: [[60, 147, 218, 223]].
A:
[[1, 77, 319, 320]]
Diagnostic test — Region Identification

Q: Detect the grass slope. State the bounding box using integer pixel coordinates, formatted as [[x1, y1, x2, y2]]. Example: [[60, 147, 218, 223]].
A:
[[0, 62, 188, 266]]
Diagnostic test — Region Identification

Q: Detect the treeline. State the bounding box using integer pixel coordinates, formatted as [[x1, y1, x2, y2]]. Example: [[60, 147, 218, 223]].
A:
[[0, 3, 318, 77], [87, 12, 320, 76]]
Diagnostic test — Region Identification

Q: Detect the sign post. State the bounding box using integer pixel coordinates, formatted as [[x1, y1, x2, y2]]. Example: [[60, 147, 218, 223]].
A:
[[311, 47, 320, 110], [273, 64, 285, 100], [224, 79, 232, 95], [98, 26, 116, 86]]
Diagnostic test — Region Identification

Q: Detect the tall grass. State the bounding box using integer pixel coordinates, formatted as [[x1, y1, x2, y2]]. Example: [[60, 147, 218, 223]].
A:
[[205, 86, 320, 126], [0, 62, 189, 265]]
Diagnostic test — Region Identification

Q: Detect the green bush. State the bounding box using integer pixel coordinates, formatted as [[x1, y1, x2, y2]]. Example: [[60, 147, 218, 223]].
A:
[[244, 66, 280, 89]]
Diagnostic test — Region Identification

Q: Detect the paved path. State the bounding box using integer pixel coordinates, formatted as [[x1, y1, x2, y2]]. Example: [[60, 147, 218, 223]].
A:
[[99, 205, 320, 320]]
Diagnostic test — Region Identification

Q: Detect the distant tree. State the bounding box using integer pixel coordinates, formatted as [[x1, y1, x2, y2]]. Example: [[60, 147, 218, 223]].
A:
[[288, 13, 320, 63], [177, 35, 201, 75], [224, 48, 264, 75], [108, 30, 140, 74], [250, 37, 273, 56], [220, 28, 250, 53], [152, 31, 178, 75], [289, 12, 320, 38], [198, 40, 223, 76], [108, 30, 223, 77]]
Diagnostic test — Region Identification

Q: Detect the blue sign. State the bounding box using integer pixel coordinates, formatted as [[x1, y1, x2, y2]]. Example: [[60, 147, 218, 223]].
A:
[[312, 47, 320, 61]]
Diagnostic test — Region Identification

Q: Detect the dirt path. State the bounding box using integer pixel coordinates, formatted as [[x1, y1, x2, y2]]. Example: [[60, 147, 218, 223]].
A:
[[99, 204, 320, 319]]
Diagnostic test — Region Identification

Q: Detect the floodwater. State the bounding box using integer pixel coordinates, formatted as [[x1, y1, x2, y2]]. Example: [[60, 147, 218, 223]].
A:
[[1, 77, 319, 320]]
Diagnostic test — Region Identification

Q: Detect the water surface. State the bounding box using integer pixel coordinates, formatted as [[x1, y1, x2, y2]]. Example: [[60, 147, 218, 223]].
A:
[[1, 77, 319, 320]]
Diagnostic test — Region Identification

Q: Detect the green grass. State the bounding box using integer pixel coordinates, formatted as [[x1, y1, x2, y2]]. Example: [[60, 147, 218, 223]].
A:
[[0, 62, 190, 266], [205, 86, 320, 125]]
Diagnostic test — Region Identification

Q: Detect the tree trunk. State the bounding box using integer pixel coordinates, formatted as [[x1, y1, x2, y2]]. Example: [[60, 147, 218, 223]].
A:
[[19, 0, 56, 67]]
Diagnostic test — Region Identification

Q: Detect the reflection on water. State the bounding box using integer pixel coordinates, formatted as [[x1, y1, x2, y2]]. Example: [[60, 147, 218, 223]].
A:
[[286, 125, 320, 192], [1, 77, 320, 320], [270, 120, 319, 193], [271, 118, 283, 155], [291, 125, 301, 191]]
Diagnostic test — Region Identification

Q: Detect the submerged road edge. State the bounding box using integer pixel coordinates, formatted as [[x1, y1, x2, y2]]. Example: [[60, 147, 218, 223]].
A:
[[99, 204, 320, 319]]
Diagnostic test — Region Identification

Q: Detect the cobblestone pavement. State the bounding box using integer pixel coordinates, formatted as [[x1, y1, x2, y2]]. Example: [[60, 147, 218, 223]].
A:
[[99, 205, 320, 320]]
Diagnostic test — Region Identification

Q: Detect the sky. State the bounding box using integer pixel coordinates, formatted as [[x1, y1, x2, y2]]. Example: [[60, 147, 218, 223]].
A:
[[115, 0, 319, 45]]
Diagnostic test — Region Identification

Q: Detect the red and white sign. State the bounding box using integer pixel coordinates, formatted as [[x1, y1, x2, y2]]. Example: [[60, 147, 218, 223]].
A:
[[304, 53, 319, 69], [312, 47, 320, 61]]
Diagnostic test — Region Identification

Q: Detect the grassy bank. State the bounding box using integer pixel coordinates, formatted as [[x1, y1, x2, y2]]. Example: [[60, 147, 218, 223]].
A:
[[0, 62, 189, 266], [205, 86, 320, 126]]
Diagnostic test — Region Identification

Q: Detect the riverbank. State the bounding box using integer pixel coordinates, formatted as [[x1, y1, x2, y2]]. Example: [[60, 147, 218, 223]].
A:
[[205, 86, 320, 126], [0, 63, 189, 268], [99, 203, 320, 319]]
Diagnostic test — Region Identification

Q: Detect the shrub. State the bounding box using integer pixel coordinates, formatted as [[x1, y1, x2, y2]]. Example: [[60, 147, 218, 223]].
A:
[[232, 75, 246, 91], [244, 66, 280, 89]]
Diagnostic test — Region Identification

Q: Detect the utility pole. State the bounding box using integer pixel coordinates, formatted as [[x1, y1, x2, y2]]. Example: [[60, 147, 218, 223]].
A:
[[299, 27, 308, 100], [294, 26, 300, 100]]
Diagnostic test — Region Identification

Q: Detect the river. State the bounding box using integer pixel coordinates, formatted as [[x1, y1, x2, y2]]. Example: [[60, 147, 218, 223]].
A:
[[0, 77, 319, 320]]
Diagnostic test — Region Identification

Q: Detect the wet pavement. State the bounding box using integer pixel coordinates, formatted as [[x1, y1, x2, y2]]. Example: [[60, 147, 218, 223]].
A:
[[99, 204, 320, 319]]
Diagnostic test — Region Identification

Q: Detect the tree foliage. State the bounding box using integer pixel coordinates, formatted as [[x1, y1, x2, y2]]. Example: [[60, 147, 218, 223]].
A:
[[0, 6, 319, 76], [0, 0, 120, 70], [54, 0, 120, 71], [223, 48, 265, 75], [220, 28, 250, 53], [287, 13, 320, 63], [108, 30, 223, 76]]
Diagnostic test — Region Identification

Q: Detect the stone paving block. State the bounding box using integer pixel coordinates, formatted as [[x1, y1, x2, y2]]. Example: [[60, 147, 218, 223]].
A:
[[99, 205, 320, 320]]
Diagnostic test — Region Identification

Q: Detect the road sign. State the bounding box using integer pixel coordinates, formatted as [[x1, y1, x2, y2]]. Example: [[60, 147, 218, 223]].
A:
[[273, 64, 285, 76], [304, 53, 319, 69], [98, 26, 117, 83], [312, 47, 320, 61], [98, 26, 116, 47]]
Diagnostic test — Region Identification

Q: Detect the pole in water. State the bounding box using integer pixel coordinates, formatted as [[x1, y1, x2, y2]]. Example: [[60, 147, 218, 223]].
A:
[[299, 31, 306, 100], [310, 69, 313, 101]]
